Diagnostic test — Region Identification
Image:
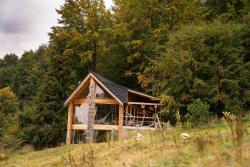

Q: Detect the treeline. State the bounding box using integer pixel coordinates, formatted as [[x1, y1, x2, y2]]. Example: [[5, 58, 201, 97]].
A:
[[0, 0, 249, 149]]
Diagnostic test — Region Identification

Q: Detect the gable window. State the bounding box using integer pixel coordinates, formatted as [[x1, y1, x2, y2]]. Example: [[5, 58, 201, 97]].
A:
[[78, 83, 90, 99], [95, 84, 112, 98]]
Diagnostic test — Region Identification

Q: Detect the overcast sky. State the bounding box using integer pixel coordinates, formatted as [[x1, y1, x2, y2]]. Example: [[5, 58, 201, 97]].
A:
[[0, 0, 113, 58]]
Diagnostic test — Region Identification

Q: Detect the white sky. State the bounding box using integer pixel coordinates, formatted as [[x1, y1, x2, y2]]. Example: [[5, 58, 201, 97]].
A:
[[0, 0, 114, 58]]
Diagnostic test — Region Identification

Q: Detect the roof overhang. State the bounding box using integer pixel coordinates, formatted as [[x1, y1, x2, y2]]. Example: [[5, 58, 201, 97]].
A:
[[128, 89, 160, 101], [127, 102, 162, 106]]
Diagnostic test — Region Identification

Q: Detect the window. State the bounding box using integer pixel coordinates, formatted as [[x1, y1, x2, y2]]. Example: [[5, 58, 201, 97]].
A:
[[78, 85, 90, 99], [95, 104, 119, 125], [95, 84, 112, 98]]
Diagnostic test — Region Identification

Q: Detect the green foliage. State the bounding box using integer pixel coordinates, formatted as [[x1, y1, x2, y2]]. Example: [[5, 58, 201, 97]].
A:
[[0, 54, 19, 93], [20, 60, 69, 149], [112, 0, 208, 89], [0, 87, 19, 115], [0, 46, 48, 108], [186, 99, 210, 126], [205, 0, 249, 21], [0, 87, 23, 149], [0, 0, 249, 149], [143, 21, 250, 117], [55, 0, 111, 72]]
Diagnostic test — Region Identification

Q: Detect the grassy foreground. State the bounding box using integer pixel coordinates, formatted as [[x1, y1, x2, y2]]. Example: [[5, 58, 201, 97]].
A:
[[0, 122, 250, 167]]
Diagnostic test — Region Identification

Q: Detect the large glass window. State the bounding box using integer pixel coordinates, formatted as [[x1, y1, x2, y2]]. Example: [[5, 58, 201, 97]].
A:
[[95, 104, 119, 125], [74, 104, 118, 125]]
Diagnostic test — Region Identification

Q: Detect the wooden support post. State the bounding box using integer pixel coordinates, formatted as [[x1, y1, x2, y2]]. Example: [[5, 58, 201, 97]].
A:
[[66, 101, 74, 145], [125, 105, 128, 126], [118, 104, 124, 139], [86, 78, 96, 143], [141, 105, 145, 114]]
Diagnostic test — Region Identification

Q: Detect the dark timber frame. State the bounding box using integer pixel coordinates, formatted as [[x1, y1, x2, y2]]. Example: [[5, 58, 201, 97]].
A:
[[65, 72, 161, 144]]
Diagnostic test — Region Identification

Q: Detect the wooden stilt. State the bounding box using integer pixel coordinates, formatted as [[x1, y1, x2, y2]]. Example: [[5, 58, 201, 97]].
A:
[[125, 105, 128, 126], [66, 101, 74, 145], [118, 104, 124, 139]]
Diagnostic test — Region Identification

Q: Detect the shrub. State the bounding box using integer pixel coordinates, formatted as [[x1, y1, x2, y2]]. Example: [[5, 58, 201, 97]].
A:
[[185, 99, 210, 127]]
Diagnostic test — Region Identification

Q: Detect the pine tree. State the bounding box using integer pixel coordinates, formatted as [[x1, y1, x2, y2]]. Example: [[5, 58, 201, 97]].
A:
[[21, 0, 111, 148], [143, 21, 250, 118], [0, 53, 19, 94], [111, 0, 208, 91]]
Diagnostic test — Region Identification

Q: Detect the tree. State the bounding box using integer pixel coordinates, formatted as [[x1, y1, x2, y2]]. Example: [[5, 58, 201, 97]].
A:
[[20, 0, 111, 149], [186, 99, 210, 126], [111, 0, 208, 91], [0, 47, 49, 108], [16, 46, 49, 107], [0, 87, 23, 149], [205, 0, 250, 21], [0, 53, 19, 94], [143, 22, 250, 117], [56, 0, 110, 72]]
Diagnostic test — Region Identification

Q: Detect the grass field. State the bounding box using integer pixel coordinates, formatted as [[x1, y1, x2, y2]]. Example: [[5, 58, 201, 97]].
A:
[[0, 119, 250, 167]]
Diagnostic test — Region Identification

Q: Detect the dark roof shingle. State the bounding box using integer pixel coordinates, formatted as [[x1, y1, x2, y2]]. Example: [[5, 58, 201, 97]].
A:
[[92, 72, 128, 104]]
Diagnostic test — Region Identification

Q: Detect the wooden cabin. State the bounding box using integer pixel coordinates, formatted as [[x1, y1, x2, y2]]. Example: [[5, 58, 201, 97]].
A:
[[65, 72, 161, 144]]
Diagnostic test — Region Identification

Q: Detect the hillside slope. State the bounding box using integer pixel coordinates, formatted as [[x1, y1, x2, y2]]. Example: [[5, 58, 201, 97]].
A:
[[1, 123, 250, 167]]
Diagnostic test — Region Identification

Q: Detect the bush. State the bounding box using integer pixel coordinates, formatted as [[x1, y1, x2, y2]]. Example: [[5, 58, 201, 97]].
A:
[[185, 99, 210, 127]]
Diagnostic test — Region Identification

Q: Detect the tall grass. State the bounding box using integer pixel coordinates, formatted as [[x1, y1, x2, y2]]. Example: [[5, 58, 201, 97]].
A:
[[0, 114, 250, 167], [62, 145, 95, 167]]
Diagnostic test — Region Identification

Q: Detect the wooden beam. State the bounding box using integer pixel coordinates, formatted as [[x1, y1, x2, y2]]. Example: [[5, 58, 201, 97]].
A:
[[72, 124, 118, 131], [125, 105, 128, 126], [72, 124, 87, 130], [65, 74, 91, 105], [95, 98, 118, 104], [128, 89, 159, 100], [118, 104, 124, 139], [74, 98, 118, 105], [66, 101, 74, 145], [74, 98, 88, 104], [94, 124, 118, 130], [128, 102, 162, 106]]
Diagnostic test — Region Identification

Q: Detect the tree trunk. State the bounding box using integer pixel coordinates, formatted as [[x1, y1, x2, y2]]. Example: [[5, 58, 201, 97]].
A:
[[92, 42, 96, 72], [86, 78, 96, 143]]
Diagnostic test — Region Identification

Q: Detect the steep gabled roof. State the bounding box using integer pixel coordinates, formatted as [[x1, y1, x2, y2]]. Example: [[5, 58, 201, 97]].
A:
[[91, 72, 128, 104], [64, 72, 158, 106]]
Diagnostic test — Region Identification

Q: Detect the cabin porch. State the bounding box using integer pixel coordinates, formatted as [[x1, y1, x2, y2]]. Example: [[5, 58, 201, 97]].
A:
[[68, 101, 161, 144]]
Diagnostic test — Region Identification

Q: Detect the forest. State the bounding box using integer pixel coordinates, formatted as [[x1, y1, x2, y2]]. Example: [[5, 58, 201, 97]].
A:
[[0, 0, 250, 151]]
